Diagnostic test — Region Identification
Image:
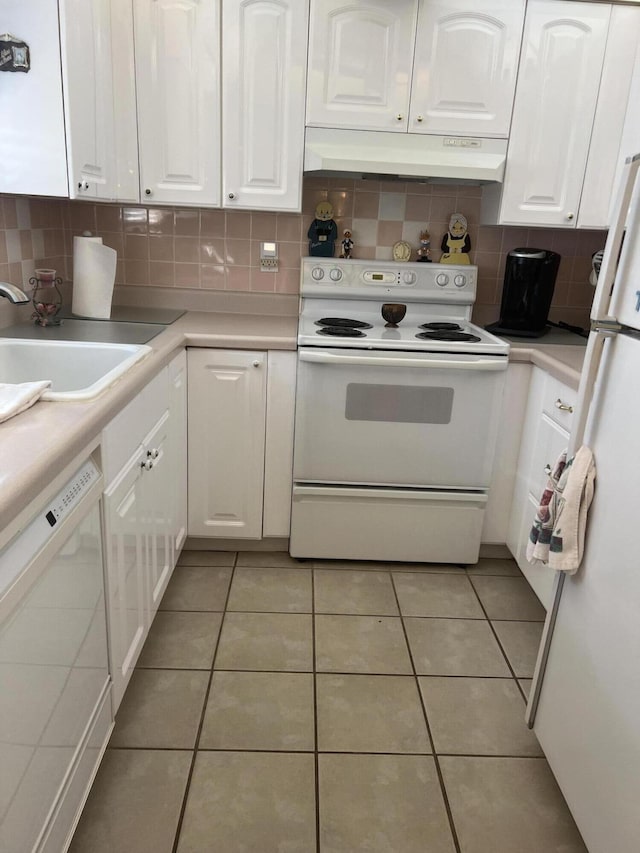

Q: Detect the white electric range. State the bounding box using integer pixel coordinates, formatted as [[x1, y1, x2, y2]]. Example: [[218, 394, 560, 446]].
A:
[[290, 258, 509, 565]]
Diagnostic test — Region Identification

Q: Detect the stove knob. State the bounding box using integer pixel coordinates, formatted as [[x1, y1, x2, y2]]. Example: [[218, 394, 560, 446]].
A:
[[311, 267, 325, 281], [454, 274, 466, 288], [329, 268, 343, 282], [402, 271, 416, 284], [435, 273, 449, 287]]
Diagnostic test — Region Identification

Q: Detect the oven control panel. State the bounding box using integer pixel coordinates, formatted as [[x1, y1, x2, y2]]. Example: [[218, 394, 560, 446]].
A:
[[302, 258, 476, 302]]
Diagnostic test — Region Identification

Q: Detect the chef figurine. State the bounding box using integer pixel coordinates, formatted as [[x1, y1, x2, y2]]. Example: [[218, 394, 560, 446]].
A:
[[440, 213, 471, 264], [307, 201, 338, 257], [417, 229, 432, 262], [340, 229, 354, 259]]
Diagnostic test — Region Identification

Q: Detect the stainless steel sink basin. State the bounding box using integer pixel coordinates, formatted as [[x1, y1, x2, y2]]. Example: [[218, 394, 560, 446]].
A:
[[0, 339, 151, 401]]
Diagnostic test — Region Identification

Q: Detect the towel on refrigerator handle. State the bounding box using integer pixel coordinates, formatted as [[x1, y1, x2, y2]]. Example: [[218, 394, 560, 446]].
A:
[[548, 445, 596, 574], [526, 450, 568, 565]]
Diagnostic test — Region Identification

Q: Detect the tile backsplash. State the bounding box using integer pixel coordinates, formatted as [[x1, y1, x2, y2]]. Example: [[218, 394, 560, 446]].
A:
[[0, 178, 606, 327]]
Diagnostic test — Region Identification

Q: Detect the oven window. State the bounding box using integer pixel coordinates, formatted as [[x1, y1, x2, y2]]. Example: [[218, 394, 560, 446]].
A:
[[345, 383, 454, 424]]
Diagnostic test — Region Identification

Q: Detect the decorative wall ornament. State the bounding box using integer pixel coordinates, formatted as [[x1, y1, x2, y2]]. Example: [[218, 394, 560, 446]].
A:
[[440, 212, 471, 264], [307, 201, 337, 256], [0, 34, 30, 72]]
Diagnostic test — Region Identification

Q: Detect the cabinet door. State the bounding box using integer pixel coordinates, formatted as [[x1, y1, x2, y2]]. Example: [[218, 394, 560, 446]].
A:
[[223, 0, 308, 212], [411, 0, 525, 138], [0, 0, 68, 196], [59, 0, 116, 200], [134, 0, 220, 206], [188, 350, 266, 538], [263, 351, 297, 538], [306, 0, 418, 131], [499, 1, 610, 227], [169, 351, 188, 556], [110, 0, 140, 202], [103, 456, 147, 712], [143, 412, 173, 616]]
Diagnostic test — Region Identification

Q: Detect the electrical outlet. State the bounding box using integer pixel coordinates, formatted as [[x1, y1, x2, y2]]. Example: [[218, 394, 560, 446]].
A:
[[260, 242, 278, 273]]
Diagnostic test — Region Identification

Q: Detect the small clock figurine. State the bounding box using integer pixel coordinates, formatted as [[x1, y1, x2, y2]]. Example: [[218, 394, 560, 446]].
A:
[[417, 229, 432, 262], [340, 230, 354, 259], [392, 240, 412, 262], [440, 213, 471, 264], [308, 201, 338, 257]]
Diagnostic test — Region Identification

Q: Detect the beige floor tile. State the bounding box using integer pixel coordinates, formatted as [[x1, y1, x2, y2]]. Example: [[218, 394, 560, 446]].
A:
[[110, 669, 208, 749], [215, 612, 313, 671], [137, 612, 222, 669], [176, 752, 316, 853], [200, 671, 314, 750], [466, 557, 522, 576], [69, 749, 191, 853], [319, 754, 455, 853], [394, 572, 484, 618], [316, 674, 430, 753], [419, 677, 543, 756], [315, 615, 412, 674], [470, 576, 546, 621], [314, 569, 398, 615], [519, 679, 533, 699], [406, 618, 510, 676], [236, 550, 302, 568], [492, 620, 544, 677], [177, 550, 236, 567], [440, 756, 587, 853], [227, 567, 312, 612], [312, 559, 462, 573], [160, 566, 232, 611]]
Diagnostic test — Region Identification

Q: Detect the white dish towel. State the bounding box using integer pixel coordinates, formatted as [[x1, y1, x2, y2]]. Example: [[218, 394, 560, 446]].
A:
[[0, 381, 51, 424]]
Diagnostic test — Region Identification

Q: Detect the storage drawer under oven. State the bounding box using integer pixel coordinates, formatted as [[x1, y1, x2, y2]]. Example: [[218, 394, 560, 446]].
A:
[[293, 348, 507, 489]]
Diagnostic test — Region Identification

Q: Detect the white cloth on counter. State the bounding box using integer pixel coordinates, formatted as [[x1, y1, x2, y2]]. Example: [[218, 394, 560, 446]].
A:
[[527, 446, 596, 575], [0, 381, 51, 423]]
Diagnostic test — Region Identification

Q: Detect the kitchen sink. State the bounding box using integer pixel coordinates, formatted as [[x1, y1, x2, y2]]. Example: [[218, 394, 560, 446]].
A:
[[0, 339, 151, 401]]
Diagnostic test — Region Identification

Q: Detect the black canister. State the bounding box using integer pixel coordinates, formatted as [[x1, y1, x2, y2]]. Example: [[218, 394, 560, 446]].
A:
[[486, 248, 561, 338]]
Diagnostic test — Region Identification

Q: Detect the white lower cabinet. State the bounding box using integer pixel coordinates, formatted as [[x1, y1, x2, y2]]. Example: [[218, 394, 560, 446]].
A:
[[507, 367, 577, 608], [188, 348, 297, 540], [102, 354, 186, 711]]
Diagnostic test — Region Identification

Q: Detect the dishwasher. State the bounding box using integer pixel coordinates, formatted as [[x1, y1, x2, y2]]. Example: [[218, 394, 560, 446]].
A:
[[0, 458, 113, 853]]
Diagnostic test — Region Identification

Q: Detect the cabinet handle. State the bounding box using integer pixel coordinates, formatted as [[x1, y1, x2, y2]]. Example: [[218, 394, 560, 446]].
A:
[[544, 464, 552, 476], [147, 448, 160, 459], [252, 360, 261, 367], [566, 212, 574, 221], [396, 114, 403, 121], [228, 192, 236, 200], [141, 459, 153, 471], [416, 115, 424, 123], [145, 188, 152, 196], [555, 398, 573, 413]]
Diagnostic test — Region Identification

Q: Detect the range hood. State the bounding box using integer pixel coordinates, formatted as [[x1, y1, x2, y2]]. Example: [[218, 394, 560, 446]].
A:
[[304, 127, 507, 183]]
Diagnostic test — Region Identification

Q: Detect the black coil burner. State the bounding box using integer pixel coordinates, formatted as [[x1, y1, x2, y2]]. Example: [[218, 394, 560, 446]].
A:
[[315, 317, 373, 329], [419, 322, 463, 331], [416, 330, 482, 342], [317, 326, 366, 337]]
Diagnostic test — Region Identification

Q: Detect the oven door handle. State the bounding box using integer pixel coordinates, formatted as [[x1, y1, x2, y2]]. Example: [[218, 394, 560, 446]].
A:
[[299, 351, 508, 371]]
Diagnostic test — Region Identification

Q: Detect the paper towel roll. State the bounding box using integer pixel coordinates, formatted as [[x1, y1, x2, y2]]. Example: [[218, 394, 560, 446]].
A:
[[72, 235, 117, 319]]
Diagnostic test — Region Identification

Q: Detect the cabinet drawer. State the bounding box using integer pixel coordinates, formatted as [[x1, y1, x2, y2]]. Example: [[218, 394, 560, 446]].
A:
[[102, 367, 168, 486], [518, 493, 556, 609], [528, 413, 570, 500], [542, 375, 577, 431]]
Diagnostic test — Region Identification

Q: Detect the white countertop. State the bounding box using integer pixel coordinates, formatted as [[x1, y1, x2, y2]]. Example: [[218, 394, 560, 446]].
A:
[[0, 311, 585, 536]]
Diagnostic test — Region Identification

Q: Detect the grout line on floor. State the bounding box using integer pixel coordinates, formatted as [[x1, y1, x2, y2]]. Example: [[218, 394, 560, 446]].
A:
[[389, 571, 462, 853], [170, 551, 238, 853], [311, 566, 321, 853]]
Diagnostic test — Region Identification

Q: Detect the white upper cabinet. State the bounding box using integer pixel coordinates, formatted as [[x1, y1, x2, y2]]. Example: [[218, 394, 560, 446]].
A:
[[110, 0, 140, 202], [495, 1, 611, 227], [410, 0, 525, 138], [306, 0, 418, 132], [222, 0, 309, 211], [59, 0, 116, 200], [134, 0, 220, 206], [0, 0, 68, 197]]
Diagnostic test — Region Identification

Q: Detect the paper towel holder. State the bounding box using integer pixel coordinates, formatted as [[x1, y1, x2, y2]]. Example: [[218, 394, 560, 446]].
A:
[[30, 269, 63, 327]]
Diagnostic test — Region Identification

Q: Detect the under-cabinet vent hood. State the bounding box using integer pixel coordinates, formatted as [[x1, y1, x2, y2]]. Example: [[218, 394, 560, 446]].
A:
[[304, 127, 508, 184]]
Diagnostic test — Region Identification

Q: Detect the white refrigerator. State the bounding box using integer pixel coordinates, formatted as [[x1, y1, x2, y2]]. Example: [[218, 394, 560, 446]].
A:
[[526, 153, 640, 853]]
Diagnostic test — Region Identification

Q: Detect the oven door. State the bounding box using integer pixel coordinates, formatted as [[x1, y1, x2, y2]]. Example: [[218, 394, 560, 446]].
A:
[[293, 347, 507, 489]]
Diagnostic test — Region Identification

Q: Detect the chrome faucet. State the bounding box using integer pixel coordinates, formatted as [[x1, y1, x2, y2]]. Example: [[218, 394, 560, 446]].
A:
[[0, 282, 30, 304]]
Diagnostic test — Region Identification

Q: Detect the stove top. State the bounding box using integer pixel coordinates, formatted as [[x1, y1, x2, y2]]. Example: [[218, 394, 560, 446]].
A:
[[298, 259, 509, 356]]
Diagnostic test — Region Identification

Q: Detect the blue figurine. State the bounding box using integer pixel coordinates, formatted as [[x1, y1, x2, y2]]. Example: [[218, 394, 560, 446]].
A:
[[308, 201, 337, 257]]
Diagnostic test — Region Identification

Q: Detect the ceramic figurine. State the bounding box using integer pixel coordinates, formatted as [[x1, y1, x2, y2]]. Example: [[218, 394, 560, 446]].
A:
[[308, 201, 337, 257], [440, 213, 471, 264], [417, 229, 432, 262], [340, 230, 354, 259]]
